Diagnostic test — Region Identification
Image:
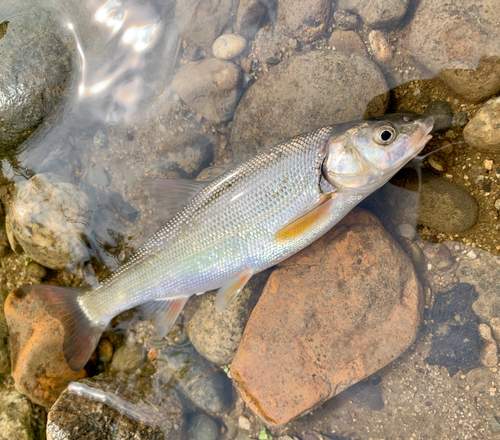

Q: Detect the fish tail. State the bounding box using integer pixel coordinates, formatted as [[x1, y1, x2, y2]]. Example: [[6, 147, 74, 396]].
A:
[[19, 284, 106, 371]]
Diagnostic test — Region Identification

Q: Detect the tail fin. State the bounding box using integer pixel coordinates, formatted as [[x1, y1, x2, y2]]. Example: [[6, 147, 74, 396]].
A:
[[20, 284, 106, 371]]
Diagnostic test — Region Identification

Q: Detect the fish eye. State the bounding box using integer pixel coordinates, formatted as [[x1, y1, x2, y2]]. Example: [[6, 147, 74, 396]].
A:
[[373, 123, 397, 145]]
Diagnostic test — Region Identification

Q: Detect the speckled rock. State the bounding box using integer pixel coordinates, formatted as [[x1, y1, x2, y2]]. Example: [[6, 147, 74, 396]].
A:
[[278, 0, 330, 43], [184, 270, 271, 365], [47, 375, 185, 440], [478, 323, 498, 367], [463, 97, 500, 152], [328, 30, 366, 56], [231, 209, 423, 425], [0, 389, 41, 440], [4, 286, 86, 407], [172, 58, 242, 123], [337, 0, 410, 28], [155, 343, 233, 415], [368, 30, 392, 64], [333, 9, 360, 30], [110, 344, 145, 373], [0, 8, 74, 156], [230, 50, 389, 160], [213, 34, 247, 60], [187, 413, 219, 440], [235, 0, 269, 40], [8, 173, 95, 271], [175, 0, 236, 48], [406, 0, 500, 102]]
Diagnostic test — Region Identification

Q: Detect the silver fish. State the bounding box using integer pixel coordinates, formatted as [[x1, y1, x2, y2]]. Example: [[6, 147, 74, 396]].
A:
[[22, 113, 434, 371]]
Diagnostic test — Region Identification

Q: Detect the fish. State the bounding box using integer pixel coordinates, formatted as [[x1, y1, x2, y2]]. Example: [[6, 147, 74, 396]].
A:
[[20, 113, 434, 371]]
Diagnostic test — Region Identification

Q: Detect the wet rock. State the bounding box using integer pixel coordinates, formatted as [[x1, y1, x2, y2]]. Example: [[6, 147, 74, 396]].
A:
[[345, 380, 384, 411], [406, 0, 500, 102], [184, 270, 271, 365], [337, 0, 410, 28], [0, 9, 74, 156], [187, 413, 219, 440], [463, 97, 500, 153], [333, 10, 360, 30], [172, 58, 242, 123], [231, 209, 423, 425], [175, 0, 236, 48], [9, 173, 95, 271], [110, 344, 145, 373], [478, 323, 498, 367], [87, 166, 110, 187], [230, 50, 389, 160], [368, 30, 392, 64], [0, 389, 39, 440], [155, 343, 233, 415], [25, 261, 47, 281], [4, 286, 86, 407], [425, 100, 453, 132], [278, 0, 330, 43], [235, 0, 269, 40], [425, 283, 482, 376], [47, 375, 185, 440], [213, 34, 247, 60], [328, 30, 366, 56]]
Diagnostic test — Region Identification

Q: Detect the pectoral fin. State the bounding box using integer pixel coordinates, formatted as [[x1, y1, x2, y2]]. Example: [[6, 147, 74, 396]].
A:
[[140, 296, 190, 338], [216, 270, 253, 312], [275, 196, 336, 242]]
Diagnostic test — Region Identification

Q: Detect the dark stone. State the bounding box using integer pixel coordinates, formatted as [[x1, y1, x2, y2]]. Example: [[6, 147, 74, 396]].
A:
[[425, 100, 453, 132], [346, 381, 385, 411]]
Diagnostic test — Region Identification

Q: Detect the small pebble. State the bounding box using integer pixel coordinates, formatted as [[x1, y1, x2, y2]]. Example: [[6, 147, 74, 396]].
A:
[[212, 34, 247, 60], [98, 339, 114, 364], [187, 413, 219, 440], [25, 261, 47, 280], [334, 9, 360, 30], [441, 140, 454, 154], [495, 199, 500, 211], [428, 155, 444, 172], [485, 159, 494, 171], [110, 344, 145, 373], [238, 416, 251, 430], [368, 30, 392, 64], [478, 323, 499, 367], [466, 250, 477, 260]]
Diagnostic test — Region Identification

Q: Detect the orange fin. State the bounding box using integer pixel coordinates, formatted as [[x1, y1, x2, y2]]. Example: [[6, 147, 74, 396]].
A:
[[275, 197, 335, 242], [216, 270, 253, 312]]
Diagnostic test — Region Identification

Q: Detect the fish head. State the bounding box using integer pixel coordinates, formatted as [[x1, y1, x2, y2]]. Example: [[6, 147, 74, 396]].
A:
[[322, 114, 434, 194]]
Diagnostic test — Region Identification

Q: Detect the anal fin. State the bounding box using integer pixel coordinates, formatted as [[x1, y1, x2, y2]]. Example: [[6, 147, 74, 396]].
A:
[[140, 296, 189, 339], [216, 270, 253, 312]]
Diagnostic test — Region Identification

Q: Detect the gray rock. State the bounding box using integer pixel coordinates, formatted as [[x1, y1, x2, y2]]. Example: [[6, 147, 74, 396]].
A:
[[87, 166, 110, 187], [213, 34, 247, 60], [278, 0, 330, 43], [328, 30, 367, 56], [172, 59, 242, 123], [230, 50, 389, 160], [184, 270, 271, 365], [155, 344, 233, 415], [406, 0, 500, 102], [0, 389, 39, 440], [110, 344, 146, 373], [175, 0, 236, 48], [337, 0, 410, 28], [0, 7, 74, 156], [334, 9, 360, 30], [235, 0, 269, 40], [463, 97, 500, 152], [187, 413, 219, 440], [47, 375, 185, 440], [8, 173, 95, 270], [425, 100, 453, 132]]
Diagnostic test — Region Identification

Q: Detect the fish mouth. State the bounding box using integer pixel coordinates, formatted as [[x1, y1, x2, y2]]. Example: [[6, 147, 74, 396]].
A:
[[411, 116, 435, 155]]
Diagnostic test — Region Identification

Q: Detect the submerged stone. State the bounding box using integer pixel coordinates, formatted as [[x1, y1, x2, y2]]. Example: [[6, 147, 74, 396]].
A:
[[231, 209, 423, 425], [464, 97, 500, 153], [278, 0, 330, 42]]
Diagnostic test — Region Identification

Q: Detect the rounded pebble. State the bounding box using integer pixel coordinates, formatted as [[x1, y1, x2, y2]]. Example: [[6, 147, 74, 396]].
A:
[[368, 30, 393, 64], [334, 9, 360, 30], [187, 413, 219, 440], [110, 344, 145, 373], [98, 339, 114, 364], [463, 97, 500, 153], [212, 34, 247, 60]]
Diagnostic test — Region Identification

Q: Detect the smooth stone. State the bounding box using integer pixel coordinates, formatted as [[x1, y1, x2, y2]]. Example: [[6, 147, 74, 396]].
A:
[[328, 30, 367, 56], [110, 344, 145, 373], [230, 50, 389, 160], [463, 97, 500, 152], [213, 34, 247, 60], [187, 413, 219, 440], [334, 9, 360, 30], [25, 261, 47, 281], [172, 58, 242, 123], [184, 270, 271, 365], [8, 173, 95, 271], [235, 0, 269, 40], [231, 209, 423, 425], [368, 30, 392, 64], [0, 8, 74, 154], [155, 343, 233, 415], [337, 0, 410, 28], [278, 0, 330, 43], [4, 286, 86, 407], [425, 100, 453, 132], [0, 389, 40, 440], [175, 0, 236, 48], [47, 375, 185, 440], [406, 0, 500, 102]]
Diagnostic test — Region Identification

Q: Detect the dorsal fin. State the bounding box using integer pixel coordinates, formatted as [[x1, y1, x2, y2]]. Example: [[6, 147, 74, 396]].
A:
[[141, 179, 206, 223]]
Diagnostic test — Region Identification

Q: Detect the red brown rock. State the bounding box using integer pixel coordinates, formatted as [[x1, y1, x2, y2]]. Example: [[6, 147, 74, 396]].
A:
[[4, 286, 86, 407], [230, 209, 423, 425]]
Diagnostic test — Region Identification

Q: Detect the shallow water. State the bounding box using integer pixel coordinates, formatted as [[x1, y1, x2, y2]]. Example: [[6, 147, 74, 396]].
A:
[[0, 0, 500, 439]]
